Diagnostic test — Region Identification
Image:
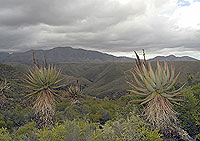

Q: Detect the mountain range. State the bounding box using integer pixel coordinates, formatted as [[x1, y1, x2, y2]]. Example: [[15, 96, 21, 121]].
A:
[[149, 55, 198, 62], [0, 47, 134, 64], [0, 47, 198, 64]]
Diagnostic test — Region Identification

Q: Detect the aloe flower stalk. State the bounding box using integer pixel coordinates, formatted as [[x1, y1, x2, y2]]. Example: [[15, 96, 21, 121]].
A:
[[127, 50, 185, 128]]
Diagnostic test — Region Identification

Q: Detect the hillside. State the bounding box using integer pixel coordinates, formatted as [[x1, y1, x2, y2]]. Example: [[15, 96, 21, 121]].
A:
[[57, 61, 200, 98], [3, 60, 200, 98], [0, 63, 23, 81]]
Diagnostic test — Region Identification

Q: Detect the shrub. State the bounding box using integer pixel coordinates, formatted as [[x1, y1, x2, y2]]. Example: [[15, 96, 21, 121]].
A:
[[0, 121, 6, 128], [92, 113, 163, 141], [13, 122, 37, 140], [37, 120, 95, 141], [0, 128, 12, 141], [175, 87, 200, 137]]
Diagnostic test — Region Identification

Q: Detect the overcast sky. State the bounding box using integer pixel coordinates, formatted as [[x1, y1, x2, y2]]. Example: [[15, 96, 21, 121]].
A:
[[0, 0, 200, 59]]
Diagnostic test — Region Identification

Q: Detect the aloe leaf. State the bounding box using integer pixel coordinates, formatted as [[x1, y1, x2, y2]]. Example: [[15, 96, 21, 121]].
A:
[[24, 90, 40, 98], [143, 77, 155, 92], [130, 71, 145, 88], [142, 63, 156, 88], [166, 82, 186, 94], [168, 91, 182, 98], [155, 69, 161, 90], [168, 97, 184, 101], [134, 69, 145, 82], [148, 62, 156, 83], [165, 72, 180, 91], [170, 101, 182, 105], [140, 93, 156, 105], [169, 64, 175, 84], [127, 90, 149, 96], [127, 81, 148, 92]]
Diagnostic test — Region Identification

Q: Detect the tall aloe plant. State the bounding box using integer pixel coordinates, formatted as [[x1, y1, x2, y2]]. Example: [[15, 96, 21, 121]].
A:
[[23, 56, 63, 129], [127, 50, 185, 129], [66, 85, 83, 105]]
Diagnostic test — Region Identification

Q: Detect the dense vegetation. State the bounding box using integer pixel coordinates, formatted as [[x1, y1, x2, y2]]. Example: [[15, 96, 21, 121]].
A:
[[0, 60, 200, 140]]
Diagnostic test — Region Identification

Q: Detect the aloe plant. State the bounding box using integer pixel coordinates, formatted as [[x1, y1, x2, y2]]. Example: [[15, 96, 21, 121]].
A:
[[66, 85, 83, 105], [127, 50, 185, 129], [23, 60, 63, 129]]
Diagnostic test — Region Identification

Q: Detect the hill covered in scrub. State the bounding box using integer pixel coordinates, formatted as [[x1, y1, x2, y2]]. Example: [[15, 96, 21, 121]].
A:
[[0, 63, 23, 81], [5, 61, 200, 98]]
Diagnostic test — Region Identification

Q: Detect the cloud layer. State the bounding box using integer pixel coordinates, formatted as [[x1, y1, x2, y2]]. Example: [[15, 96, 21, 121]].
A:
[[0, 0, 200, 59]]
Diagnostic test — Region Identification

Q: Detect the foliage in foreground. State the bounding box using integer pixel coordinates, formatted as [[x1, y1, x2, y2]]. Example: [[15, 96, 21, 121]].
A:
[[0, 113, 163, 141]]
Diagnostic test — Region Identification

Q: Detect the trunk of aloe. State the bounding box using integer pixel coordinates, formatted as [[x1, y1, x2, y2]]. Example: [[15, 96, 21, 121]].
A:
[[34, 92, 56, 129]]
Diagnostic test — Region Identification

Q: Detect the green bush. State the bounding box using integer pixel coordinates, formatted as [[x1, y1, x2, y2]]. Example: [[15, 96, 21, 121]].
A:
[[37, 120, 95, 141], [0, 128, 12, 141], [3, 104, 34, 128], [175, 87, 200, 137], [0, 114, 13, 131], [6, 120, 13, 129], [92, 113, 163, 141], [0, 121, 6, 128], [139, 126, 163, 141], [56, 99, 121, 124], [191, 83, 200, 99], [13, 122, 37, 140]]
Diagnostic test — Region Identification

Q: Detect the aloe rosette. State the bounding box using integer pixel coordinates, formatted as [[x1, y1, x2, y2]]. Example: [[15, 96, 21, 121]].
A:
[[66, 85, 83, 104], [127, 51, 185, 128], [24, 64, 63, 128]]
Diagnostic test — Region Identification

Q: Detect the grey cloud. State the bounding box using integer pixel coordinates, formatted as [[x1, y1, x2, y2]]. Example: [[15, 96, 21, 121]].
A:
[[0, 0, 144, 27]]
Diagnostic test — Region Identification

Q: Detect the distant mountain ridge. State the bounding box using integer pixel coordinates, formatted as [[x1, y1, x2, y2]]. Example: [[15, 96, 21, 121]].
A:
[[0, 47, 134, 64], [148, 55, 198, 62], [0, 47, 198, 64]]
